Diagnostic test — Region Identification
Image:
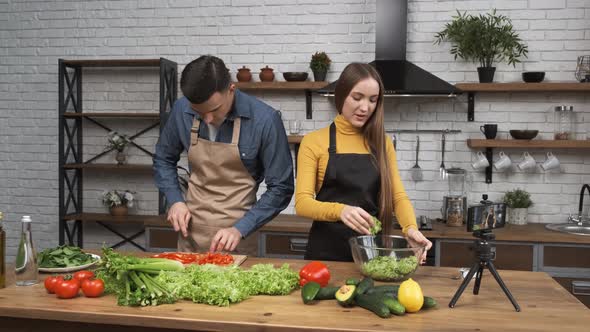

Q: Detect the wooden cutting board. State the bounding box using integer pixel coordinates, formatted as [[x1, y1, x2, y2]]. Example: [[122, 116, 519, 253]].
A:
[[232, 254, 248, 266]]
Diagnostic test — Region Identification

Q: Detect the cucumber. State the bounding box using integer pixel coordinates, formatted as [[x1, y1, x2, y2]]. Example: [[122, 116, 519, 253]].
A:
[[355, 277, 374, 295], [422, 296, 437, 309], [301, 282, 321, 304], [365, 285, 400, 295], [355, 294, 391, 318], [345, 278, 360, 286], [314, 286, 340, 300], [380, 296, 406, 316]]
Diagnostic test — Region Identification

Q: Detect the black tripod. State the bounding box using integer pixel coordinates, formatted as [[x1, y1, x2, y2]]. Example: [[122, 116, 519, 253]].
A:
[[448, 230, 521, 312]]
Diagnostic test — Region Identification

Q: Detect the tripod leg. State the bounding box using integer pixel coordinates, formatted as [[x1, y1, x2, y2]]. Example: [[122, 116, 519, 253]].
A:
[[487, 261, 521, 312], [473, 263, 484, 295], [449, 261, 480, 308]]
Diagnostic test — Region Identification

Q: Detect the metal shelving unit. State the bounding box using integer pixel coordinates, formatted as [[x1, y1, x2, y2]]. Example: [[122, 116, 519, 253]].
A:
[[58, 58, 177, 250]]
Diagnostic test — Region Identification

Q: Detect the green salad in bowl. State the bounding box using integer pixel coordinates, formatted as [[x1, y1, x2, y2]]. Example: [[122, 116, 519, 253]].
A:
[[349, 235, 423, 282]]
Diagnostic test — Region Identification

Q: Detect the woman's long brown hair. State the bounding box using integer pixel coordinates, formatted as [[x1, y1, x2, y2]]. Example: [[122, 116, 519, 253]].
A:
[[334, 63, 393, 234]]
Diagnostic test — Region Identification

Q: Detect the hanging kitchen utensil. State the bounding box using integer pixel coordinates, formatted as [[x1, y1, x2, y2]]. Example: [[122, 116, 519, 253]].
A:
[[411, 136, 423, 181], [440, 132, 447, 179], [392, 133, 397, 150]]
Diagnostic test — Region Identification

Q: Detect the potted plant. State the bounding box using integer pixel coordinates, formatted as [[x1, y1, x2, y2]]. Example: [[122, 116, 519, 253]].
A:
[[434, 9, 528, 83], [503, 188, 532, 225], [102, 190, 135, 216], [106, 131, 131, 165], [310, 51, 331, 82]]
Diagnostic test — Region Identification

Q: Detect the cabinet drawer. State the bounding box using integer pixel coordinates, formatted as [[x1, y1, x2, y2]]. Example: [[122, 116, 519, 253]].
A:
[[544, 246, 590, 268], [262, 233, 308, 257], [439, 241, 534, 271], [553, 277, 590, 309]]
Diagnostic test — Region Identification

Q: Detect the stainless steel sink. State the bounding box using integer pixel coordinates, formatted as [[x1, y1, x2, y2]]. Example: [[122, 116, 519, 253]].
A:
[[545, 223, 590, 236]]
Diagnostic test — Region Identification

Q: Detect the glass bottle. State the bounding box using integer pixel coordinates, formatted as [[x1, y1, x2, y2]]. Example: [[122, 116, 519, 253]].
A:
[[554, 105, 574, 140], [0, 211, 5, 289], [446, 198, 464, 227], [15, 215, 38, 286]]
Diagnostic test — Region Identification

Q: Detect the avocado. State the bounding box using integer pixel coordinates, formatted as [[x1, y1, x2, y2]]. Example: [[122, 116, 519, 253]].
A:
[[301, 282, 321, 304], [335, 284, 357, 306]]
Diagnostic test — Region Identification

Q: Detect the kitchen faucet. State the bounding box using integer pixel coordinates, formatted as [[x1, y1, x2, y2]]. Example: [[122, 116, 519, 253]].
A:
[[573, 184, 590, 226]]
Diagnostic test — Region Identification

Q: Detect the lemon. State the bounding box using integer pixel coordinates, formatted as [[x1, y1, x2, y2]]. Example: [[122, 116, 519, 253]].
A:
[[397, 278, 424, 313]]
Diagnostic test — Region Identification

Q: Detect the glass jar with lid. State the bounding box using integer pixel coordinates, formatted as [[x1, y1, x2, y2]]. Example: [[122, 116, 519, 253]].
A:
[[554, 105, 574, 140], [446, 197, 464, 227]]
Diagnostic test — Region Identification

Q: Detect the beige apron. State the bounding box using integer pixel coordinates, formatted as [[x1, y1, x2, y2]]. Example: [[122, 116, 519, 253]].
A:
[[178, 117, 257, 252]]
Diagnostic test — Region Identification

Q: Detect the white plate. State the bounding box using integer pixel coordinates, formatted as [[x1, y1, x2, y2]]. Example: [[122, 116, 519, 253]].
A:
[[38, 254, 101, 273]]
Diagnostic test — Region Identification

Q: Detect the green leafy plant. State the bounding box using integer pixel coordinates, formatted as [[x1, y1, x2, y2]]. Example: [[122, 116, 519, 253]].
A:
[[310, 51, 332, 72], [503, 189, 533, 208], [106, 131, 131, 152], [434, 9, 528, 68], [102, 190, 135, 208]]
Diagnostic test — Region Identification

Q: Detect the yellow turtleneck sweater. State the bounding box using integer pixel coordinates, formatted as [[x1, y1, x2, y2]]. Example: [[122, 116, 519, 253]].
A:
[[295, 115, 417, 235]]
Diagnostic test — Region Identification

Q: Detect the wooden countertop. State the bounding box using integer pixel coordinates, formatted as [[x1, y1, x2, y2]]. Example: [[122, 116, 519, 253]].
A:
[[0, 257, 588, 332], [263, 215, 590, 245]]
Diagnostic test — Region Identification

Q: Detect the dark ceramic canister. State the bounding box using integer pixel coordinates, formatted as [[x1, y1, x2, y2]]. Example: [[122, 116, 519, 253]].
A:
[[236, 66, 252, 82], [259, 66, 275, 82]]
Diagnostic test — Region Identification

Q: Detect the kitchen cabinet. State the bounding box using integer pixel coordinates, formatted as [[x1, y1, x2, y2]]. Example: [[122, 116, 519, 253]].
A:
[[58, 58, 177, 250], [438, 240, 535, 271]]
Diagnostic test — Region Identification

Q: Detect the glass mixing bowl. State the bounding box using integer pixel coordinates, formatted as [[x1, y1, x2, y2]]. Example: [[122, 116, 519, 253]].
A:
[[349, 235, 424, 282]]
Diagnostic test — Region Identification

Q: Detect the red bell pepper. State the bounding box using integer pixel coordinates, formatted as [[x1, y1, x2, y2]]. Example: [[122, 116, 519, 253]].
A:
[[299, 261, 330, 287]]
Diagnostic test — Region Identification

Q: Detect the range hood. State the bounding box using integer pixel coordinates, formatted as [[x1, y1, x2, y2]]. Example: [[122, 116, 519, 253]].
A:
[[318, 0, 460, 97]]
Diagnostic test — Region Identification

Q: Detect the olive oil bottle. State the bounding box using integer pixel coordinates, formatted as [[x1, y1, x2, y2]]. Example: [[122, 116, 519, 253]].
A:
[[0, 211, 5, 289]]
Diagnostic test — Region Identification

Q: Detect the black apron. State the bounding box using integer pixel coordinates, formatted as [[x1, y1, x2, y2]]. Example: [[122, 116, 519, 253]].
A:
[[304, 123, 381, 262]]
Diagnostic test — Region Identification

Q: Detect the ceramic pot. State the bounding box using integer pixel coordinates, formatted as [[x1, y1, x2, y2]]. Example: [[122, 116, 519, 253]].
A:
[[116, 151, 126, 165], [259, 66, 275, 82], [110, 205, 128, 217], [477, 67, 496, 83], [312, 69, 327, 82], [508, 207, 528, 225], [236, 66, 252, 82]]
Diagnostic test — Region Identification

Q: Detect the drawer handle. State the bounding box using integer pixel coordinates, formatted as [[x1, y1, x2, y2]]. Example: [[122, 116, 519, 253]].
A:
[[289, 238, 308, 253], [572, 281, 590, 296]]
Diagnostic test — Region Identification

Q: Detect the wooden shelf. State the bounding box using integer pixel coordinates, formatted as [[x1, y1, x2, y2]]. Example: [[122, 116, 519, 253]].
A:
[[456, 82, 590, 92], [287, 135, 303, 144], [63, 213, 165, 224], [234, 81, 328, 91], [467, 139, 590, 149], [62, 59, 162, 67], [63, 112, 160, 118], [63, 163, 153, 171]]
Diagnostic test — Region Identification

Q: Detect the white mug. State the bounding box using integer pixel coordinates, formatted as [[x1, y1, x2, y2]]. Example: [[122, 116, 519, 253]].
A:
[[540, 152, 560, 171], [493, 151, 512, 171], [518, 152, 536, 170], [472, 151, 490, 169]]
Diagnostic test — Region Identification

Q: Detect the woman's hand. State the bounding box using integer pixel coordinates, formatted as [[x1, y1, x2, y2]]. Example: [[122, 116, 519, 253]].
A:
[[406, 228, 432, 264], [340, 205, 374, 235]]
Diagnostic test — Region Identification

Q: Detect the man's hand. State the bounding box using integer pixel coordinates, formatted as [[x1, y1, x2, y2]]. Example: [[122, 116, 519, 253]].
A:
[[210, 227, 243, 252], [340, 205, 374, 235], [167, 202, 191, 237], [406, 228, 433, 264]]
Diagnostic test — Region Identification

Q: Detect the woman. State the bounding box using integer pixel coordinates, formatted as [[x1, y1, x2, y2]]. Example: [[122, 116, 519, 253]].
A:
[[295, 63, 432, 262]]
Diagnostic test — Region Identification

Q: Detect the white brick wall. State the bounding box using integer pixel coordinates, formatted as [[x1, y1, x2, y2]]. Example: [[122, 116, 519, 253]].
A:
[[1, 0, 589, 260]]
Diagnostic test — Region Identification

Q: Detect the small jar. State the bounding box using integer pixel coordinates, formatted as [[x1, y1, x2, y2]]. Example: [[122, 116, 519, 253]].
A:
[[554, 105, 573, 140], [446, 198, 464, 227], [236, 66, 252, 82], [259, 66, 275, 82]]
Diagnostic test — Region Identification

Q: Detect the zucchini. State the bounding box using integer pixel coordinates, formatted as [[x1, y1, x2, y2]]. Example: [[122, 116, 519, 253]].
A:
[[301, 282, 321, 304], [355, 294, 391, 318], [422, 296, 437, 309], [365, 284, 400, 295], [314, 286, 340, 300], [355, 277, 374, 295], [335, 285, 357, 306], [379, 295, 406, 316], [345, 277, 360, 286]]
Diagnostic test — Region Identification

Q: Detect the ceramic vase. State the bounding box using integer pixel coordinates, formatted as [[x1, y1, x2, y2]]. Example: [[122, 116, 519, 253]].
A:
[[508, 207, 528, 225], [109, 205, 128, 217], [236, 66, 252, 82], [259, 66, 275, 82], [116, 150, 126, 165]]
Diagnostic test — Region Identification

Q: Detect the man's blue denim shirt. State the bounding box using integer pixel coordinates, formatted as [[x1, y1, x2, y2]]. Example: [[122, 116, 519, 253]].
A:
[[153, 90, 294, 237]]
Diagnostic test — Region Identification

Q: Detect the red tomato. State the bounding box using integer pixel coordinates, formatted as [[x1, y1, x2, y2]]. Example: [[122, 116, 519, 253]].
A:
[[81, 278, 105, 298], [73, 270, 94, 283], [54, 279, 80, 299], [44, 275, 64, 294]]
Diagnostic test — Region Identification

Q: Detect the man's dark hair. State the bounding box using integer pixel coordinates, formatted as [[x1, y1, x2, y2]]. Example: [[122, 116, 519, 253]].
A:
[[180, 55, 231, 104]]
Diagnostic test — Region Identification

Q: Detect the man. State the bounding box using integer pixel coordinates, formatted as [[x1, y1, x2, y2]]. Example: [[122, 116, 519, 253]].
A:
[[153, 55, 294, 253]]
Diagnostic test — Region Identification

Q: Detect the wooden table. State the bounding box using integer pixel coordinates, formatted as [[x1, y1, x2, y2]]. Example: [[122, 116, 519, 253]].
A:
[[0, 258, 588, 332]]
